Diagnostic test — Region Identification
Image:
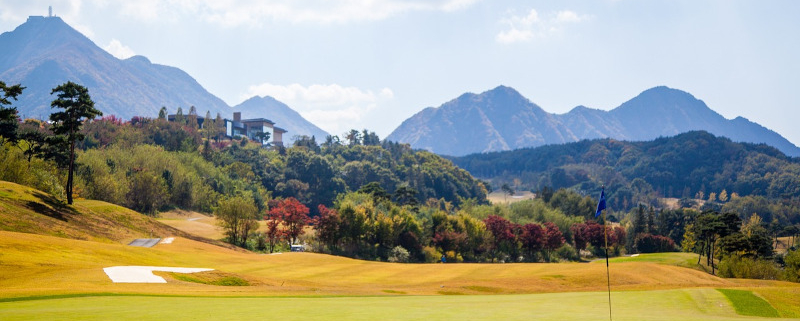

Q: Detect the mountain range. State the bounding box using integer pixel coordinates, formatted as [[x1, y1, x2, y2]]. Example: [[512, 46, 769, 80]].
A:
[[3, 16, 796, 156], [386, 85, 800, 157], [0, 16, 327, 141]]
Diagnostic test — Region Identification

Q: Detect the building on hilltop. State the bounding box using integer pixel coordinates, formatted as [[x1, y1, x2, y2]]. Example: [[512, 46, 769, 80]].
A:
[[167, 111, 286, 147], [27, 6, 57, 22], [229, 112, 286, 147]]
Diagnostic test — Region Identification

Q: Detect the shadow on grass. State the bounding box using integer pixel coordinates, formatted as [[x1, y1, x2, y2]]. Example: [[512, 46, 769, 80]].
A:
[[23, 191, 78, 221]]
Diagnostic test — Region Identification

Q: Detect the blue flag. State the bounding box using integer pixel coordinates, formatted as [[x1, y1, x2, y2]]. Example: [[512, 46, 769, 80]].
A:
[[595, 188, 606, 217]]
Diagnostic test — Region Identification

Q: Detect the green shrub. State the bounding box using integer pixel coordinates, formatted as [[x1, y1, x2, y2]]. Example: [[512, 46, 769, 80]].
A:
[[784, 249, 800, 282], [718, 255, 780, 280], [423, 246, 442, 263], [553, 244, 580, 262], [388, 246, 410, 263]]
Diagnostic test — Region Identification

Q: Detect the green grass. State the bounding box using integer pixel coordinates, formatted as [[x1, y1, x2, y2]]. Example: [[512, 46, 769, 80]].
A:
[[0, 289, 753, 321], [170, 273, 250, 286], [607, 252, 695, 265], [717, 289, 780, 318]]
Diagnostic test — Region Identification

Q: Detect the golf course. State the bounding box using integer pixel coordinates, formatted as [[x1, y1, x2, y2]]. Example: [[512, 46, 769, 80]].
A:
[[2, 181, 800, 320]]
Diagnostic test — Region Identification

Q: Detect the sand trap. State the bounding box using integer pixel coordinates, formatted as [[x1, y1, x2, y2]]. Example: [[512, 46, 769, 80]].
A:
[[128, 238, 161, 247], [103, 266, 213, 283], [160, 237, 175, 244]]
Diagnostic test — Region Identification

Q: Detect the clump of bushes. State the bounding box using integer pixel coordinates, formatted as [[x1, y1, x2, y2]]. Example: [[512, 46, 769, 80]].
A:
[[718, 255, 780, 280], [634, 233, 677, 253]]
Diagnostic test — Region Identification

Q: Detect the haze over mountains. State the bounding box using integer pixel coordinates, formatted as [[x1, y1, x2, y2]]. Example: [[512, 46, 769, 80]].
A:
[[387, 86, 800, 157], [0, 16, 328, 141]]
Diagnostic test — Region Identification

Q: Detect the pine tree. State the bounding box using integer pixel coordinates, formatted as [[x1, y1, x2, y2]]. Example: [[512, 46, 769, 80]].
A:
[[49, 81, 102, 204]]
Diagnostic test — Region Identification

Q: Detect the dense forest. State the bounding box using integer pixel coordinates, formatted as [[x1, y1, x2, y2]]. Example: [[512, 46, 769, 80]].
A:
[[450, 131, 800, 218]]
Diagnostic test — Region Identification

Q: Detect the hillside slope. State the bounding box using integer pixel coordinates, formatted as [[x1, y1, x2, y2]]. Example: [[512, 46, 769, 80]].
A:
[[0, 180, 224, 246]]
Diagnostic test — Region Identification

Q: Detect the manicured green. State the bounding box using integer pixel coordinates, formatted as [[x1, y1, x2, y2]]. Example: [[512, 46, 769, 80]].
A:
[[717, 289, 780, 318], [170, 273, 249, 286], [606, 252, 697, 267], [0, 289, 758, 321]]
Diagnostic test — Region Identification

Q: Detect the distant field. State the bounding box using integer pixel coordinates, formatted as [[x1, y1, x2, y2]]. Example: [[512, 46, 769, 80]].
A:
[[158, 209, 284, 241], [487, 191, 536, 204], [157, 210, 225, 240]]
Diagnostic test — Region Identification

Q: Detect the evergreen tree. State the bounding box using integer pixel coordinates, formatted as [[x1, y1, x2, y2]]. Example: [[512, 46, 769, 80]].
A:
[[203, 110, 213, 140], [633, 205, 646, 235], [187, 106, 198, 129], [214, 113, 225, 141], [0, 81, 24, 144], [175, 107, 185, 124], [49, 81, 102, 204]]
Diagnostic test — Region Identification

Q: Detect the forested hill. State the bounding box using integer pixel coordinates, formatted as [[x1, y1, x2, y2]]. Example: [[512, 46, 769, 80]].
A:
[[67, 118, 488, 215], [450, 131, 800, 209]]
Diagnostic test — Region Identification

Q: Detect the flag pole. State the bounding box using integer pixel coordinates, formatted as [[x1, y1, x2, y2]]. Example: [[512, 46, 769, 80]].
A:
[[596, 185, 612, 321]]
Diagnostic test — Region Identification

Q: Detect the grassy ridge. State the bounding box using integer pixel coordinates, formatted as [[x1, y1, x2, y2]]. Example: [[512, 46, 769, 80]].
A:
[[0, 181, 181, 243], [0, 181, 230, 248]]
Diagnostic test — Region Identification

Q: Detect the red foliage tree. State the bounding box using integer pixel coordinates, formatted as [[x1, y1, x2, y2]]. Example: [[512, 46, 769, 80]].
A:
[[432, 230, 468, 255], [520, 223, 545, 260], [571, 221, 607, 250], [314, 204, 341, 252], [264, 206, 283, 253], [571, 223, 588, 250], [483, 215, 515, 261], [268, 197, 311, 246], [634, 233, 677, 253], [543, 222, 565, 253]]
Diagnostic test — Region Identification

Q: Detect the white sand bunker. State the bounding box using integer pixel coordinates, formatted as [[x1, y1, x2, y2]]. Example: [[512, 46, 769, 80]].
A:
[[103, 266, 213, 283], [160, 237, 175, 244]]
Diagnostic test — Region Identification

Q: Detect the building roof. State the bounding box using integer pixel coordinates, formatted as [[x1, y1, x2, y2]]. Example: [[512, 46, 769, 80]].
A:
[[241, 118, 275, 125]]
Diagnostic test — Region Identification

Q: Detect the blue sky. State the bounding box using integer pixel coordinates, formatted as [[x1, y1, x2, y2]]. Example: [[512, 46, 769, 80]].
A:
[[1, 0, 798, 146]]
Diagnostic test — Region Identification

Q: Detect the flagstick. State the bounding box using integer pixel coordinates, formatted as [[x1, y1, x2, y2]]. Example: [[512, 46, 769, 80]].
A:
[[604, 210, 612, 321]]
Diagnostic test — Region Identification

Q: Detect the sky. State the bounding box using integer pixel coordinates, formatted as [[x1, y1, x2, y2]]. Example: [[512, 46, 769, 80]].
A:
[[1, 0, 798, 146]]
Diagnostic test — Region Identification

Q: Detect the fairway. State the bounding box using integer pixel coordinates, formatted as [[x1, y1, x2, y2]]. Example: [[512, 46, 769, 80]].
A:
[[1, 288, 793, 321], [2, 183, 800, 320]]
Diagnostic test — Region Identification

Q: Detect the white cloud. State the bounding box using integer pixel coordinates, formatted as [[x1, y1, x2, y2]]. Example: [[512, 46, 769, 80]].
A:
[[242, 83, 394, 134], [112, 0, 480, 26], [556, 10, 587, 23], [496, 8, 590, 44], [103, 38, 135, 59]]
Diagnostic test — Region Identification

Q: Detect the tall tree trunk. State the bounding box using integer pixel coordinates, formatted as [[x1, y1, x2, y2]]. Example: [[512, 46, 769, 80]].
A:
[[67, 139, 75, 205]]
